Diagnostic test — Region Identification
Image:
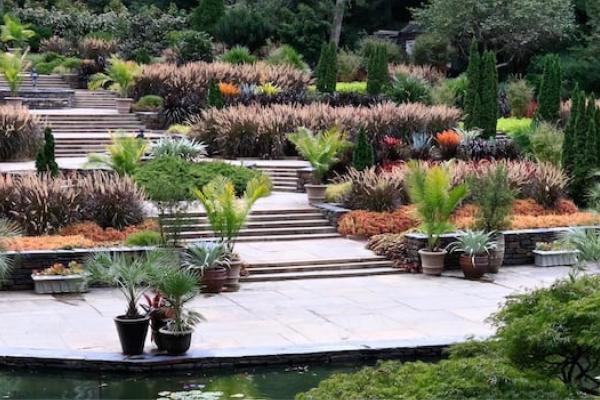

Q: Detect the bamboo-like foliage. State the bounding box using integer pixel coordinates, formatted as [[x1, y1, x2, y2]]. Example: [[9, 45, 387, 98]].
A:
[[86, 132, 148, 176], [192, 175, 271, 254], [88, 57, 141, 97], [288, 127, 351, 183], [0, 15, 35, 48], [406, 161, 468, 250]]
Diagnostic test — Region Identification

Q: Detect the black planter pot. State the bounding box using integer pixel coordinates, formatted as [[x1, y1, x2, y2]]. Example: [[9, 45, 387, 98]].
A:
[[151, 319, 168, 351], [114, 315, 150, 355], [158, 328, 192, 356]]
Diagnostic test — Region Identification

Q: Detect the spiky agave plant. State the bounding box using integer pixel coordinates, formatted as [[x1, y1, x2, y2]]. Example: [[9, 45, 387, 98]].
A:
[[406, 161, 469, 251], [192, 175, 271, 254], [288, 126, 351, 184], [88, 57, 141, 98], [86, 132, 148, 176], [151, 137, 207, 161]]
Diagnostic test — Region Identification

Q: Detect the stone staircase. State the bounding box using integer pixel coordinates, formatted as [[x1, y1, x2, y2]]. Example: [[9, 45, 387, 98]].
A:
[[74, 90, 118, 108], [254, 165, 303, 193], [242, 256, 397, 282], [0, 74, 71, 90], [38, 113, 163, 157], [162, 208, 340, 242]]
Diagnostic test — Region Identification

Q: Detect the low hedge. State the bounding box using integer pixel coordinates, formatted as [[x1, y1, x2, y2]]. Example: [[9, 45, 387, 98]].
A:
[[133, 156, 264, 201]]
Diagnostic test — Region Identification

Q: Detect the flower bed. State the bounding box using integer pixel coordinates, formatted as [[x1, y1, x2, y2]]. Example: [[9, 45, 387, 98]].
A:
[[191, 102, 461, 158]]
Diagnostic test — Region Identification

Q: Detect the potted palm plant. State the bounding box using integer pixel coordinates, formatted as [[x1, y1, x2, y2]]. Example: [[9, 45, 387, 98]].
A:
[[1, 15, 35, 51], [448, 230, 496, 279], [0, 50, 29, 107], [86, 250, 170, 355], [193, 175, 271, 291], [86, 132, 148, 176], [406, 162, 468, 276], [151, 265, 202, 355], [288, 126, 351, 204], [88, 57, 141, 114], [185, 242, 231, 293], [469, 165, 514, 273]]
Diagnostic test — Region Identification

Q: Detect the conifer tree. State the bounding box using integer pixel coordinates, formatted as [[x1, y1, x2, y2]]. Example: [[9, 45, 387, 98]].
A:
[[562, 87, 582, 174], [315, 42, 337, 93], [571, 93, 593, 205], [536, 55, 562, 123], [464, 41, 481, 130], [207, 78, 224, 109], [480, 51, 498, 138], [35, 127, 59, 177], [366, 44, 388, 95], [352, 128, 375, 171]]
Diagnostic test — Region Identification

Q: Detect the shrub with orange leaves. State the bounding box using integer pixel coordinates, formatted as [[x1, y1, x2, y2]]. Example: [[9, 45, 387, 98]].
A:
[[59, 220, 159, 244], [337, 207, 418, 237], [3, 235, 96, 251], [510, 213, 600, 230], [435, 129, 461, 158], [218, 82, 240, 96]]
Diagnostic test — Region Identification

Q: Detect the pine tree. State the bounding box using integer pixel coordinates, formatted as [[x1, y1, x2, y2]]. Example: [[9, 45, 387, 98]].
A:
[[571, 93, 592, 205], [464, 41, 481, 130], [207, 78, 224, 108], [352, 128, 374, 171], [35, 127, 59, 177], [366, 44, 388, 95], [190, 0, 225, 33], [585, 95, 598, 167], [315, 42, 337, 93], [479, 51, 498, 138], [562, 87, 582, 174], [536, 55, 562, 123]]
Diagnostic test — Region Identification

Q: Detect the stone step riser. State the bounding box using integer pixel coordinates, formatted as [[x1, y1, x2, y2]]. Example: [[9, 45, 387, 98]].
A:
[[163, 221, 330, 231], [161, 209, 318, 218], [241, 268, 399, 282], [246, 257, 387, 268], [158, 213, 323, 223], [176, 227, 337, 238], [178, 233, 340, 243], [247, 263, 394, 275]]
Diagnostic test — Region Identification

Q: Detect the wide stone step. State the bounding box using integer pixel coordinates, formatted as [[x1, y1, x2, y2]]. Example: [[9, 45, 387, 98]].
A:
[[162, 209, 319, 219], [177, 226, 337, 238], [163, 219, 330, 231], [159, 212, 323, 223], [181, 232, 341, 242], [242, 266, 399, 282], [247, 260, 393, 275]]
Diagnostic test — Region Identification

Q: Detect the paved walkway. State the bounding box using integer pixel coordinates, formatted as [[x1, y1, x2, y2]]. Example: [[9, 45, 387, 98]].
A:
[[0, 266, 590, 362]]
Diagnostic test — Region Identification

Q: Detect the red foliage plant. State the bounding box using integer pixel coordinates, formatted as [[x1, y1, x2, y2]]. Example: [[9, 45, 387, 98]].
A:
[[435, 129, 461, 158], [337, 207, 419, 238]]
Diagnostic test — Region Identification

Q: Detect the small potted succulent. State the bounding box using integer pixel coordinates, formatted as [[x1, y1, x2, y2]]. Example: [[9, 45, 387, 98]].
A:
[[193, 175, 271, 291], [152, 265, 202, 355], [185, 241, 231, 293], [406, 162, 468, 276], [86, 250, 169, 356], [288, 126, 351, 204], [31, 261, 88, 294], [448, 230, 496, 279], [88, 57, 141, 114], [533, 241, 579, 267]]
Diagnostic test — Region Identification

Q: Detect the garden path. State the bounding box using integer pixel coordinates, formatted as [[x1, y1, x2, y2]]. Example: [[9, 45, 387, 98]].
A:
[[0, 265, 592, 364]]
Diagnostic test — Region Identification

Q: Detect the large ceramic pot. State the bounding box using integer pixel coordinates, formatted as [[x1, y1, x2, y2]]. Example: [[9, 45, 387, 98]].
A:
[[224, 260, 242, 292], [201, 266, 228, 293], [305, 184, 327, 204], [116, 98, 133, 114], [114, 315, 150, 355], [418, 249, 447, 276], [488, 233, 505, 273], [158, 328, 192, 356], [459, 254, 489, 279]]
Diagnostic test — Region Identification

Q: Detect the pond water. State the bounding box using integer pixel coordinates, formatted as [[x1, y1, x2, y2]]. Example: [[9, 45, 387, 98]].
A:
[[0, 364, 358, 400]]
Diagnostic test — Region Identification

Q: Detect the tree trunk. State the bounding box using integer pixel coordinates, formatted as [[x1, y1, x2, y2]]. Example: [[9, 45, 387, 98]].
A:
[[330, 0, 347, 47]]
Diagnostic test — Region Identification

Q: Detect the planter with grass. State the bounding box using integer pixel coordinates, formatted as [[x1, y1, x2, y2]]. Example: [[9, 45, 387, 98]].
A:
[[193, 175, 271, 291], [288, 127, 351, 204], [31, 261, 87, 294], [86, 250, 169, 355], [533, 242, 579, 267], [406, 162, 468, 276], [449, 230, 496, 279]]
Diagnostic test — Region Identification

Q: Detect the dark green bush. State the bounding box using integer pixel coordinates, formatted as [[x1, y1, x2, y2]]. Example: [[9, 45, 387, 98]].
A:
[[357, 36, 404, 65], [411, 33, 453, 69], [124, 230, 162, 246], [213, 4, 272, 52], [134, 156, 263, 201], [315, 42, 337, 93], [366, 44, 388, 95], [387, 74, 432, 104], [35, 128, 59, 178], [190, 0, 225, 34], [220, 46, 256, 65], [132, 95, 163, 112], [167, 30, 214, 64], [351, 128, 374, 171]]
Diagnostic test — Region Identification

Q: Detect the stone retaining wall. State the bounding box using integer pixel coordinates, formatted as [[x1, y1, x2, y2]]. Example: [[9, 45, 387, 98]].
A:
[[2, 247, 153, 290], [314, 203, 350, 228], [0, 89, 74, 108], [405, 226, 597, 268]]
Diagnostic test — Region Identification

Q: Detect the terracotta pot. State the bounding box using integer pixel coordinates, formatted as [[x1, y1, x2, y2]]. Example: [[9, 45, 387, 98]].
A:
[[201, 266, 227, 293], [305, 184, 327, 204], [5, 97, 23, 107], [158, 328, 192, 356], [418, 249, 447, 276], [488, 233, 505, 273], [459, 254, 489, 279], [224, 260, 242, 292], [116, 98, 133, 114]]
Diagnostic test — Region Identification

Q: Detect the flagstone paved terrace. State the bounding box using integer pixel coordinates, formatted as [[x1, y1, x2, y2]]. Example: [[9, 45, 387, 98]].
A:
[[0, 265, 592, 370]]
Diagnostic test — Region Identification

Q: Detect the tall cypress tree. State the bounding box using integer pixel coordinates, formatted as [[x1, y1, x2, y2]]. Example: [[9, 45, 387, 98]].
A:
[[352, 128, 375, 171], [35, 127, 59, 177], [366, 44, 388, 95], [315, 42, 337, 93], [464, 41, 481, 130], [571, 93, 592, 205], [536, 55, 562, 123], [585, 95, 598, 168], [479, 51, 498, 138], [562, 87, 582, 174]]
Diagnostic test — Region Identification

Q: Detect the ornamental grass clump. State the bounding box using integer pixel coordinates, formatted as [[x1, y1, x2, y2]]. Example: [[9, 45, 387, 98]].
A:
[[338, 167, 405, 212], [0, 105, 42, 161]]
